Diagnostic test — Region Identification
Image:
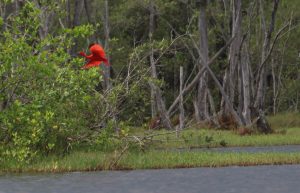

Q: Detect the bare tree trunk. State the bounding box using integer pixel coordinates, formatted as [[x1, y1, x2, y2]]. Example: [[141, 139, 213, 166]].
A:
[[15, 0, 22, 12], [273, 20, 292, 114], [66, 0, 71, 28], [84, 0, 92, 24], [103, 0, 111, 90], [221, 0, 242, 117], [271, 57, 276, 115], [71, 0, 84, 55], [255, 0, 279, 109], [196, 0, 209, 121], [149, 0, 157, 119], [241, 43, 252, 125], [179, 66, 185, 133], [207, 89, 220, 127], [150, 89, 157, 118], [149, 0, 172, 129], [73, 0, 84, 27], [203, 58, 244, 126], [196, 76, 209, 120], [35, 1, 54, 40], [237, 58, 243, 117], [168, 36, 236, 116]]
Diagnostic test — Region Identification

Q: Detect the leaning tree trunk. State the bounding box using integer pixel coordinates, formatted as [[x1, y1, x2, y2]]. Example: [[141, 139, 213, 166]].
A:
[[149, 0, 172, 129], [255, 0, 279, 111], [253, 0, 279, 134], [167, 37, 236, 116]]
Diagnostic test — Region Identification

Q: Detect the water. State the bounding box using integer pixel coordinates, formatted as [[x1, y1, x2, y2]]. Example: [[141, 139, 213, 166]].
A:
[[1, 165, 300, 193], [188, 144, 300, 153]]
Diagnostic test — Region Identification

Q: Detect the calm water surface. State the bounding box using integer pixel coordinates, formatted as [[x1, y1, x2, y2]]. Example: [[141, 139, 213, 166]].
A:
[[190, 144, 300, 153], [1, 165, 300, 193]]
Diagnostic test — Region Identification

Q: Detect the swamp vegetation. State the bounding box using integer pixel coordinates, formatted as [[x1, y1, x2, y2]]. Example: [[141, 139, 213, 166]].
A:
[[0, 0, 299, 172]]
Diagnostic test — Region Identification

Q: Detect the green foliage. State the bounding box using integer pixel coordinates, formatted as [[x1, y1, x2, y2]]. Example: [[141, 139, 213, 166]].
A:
[[0, 3, 103, 163], [0, 1, 152, 164], [94, 123, 121, 152]]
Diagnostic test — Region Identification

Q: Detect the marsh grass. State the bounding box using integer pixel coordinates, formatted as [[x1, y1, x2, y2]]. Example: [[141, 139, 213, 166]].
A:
[[267, 112, 300, 129], [147, 127, 300, 149]]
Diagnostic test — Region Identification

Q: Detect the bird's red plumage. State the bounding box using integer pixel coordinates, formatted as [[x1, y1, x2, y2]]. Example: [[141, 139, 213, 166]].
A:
[[80, 44, 109, 69]]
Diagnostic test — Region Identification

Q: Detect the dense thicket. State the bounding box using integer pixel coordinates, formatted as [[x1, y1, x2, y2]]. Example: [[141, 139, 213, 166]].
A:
[[0, 0, 299, 162]]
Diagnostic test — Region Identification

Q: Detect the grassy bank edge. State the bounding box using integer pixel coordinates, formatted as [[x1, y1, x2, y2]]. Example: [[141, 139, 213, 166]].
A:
[[2, 151, 300, 174]]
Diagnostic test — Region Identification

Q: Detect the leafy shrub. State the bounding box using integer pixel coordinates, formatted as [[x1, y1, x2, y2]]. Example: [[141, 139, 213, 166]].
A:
[[0, 2, 99, 163], [0, 2, 150, 164]]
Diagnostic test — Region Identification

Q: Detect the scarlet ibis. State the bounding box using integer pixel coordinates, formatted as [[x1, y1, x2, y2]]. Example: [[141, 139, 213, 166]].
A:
[[79, 43, 109, 69]]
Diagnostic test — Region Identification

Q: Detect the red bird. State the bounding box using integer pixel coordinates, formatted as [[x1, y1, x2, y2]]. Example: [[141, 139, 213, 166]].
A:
[[79, 43, 109, 69]]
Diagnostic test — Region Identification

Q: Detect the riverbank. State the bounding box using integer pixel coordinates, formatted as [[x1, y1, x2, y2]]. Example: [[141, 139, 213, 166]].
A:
[[1, 113, 299, 174], [2, 127, 300, 173], [2, 150, 300, 173]]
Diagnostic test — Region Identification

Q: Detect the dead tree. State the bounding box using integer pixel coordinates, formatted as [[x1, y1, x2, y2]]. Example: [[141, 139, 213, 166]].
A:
[[148, 0, 172, 129], [220, 0, 242, 118], [195, 0, 209, 122], [251, 0, 280, 133], [179, 66, 185, 135], [102, 0, 111, 90], [255, 0, 280, 110]]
